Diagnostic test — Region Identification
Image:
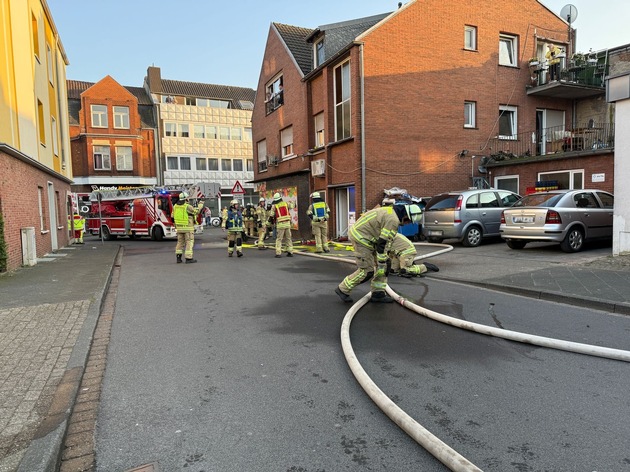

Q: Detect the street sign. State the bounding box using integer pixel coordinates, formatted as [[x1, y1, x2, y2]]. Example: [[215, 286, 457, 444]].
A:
[[231, 180, 245, 194]]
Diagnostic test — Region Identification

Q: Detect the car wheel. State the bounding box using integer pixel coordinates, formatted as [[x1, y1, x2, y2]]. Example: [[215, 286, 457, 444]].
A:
[[506, 240, 526, 249], [428, 237, 443, 244], [211, 217, 221, 227], [152, 226, 164, 242], [462, 226, 482, 247], [560, 227, 584, 253]]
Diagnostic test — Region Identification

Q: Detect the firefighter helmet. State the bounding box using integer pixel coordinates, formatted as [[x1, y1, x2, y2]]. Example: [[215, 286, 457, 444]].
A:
[[230, 199, 239, 206], [310, 192, 321, 199], [259, 197, 266, 203], [179, 192, 189, 200], [273, 192, 282, 203], [381, 197, 396, 206], [404, 204, 423, 224]]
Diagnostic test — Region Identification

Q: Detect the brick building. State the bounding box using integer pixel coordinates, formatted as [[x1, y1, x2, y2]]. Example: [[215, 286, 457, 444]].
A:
[[252, 0, 620, 241], [0, 0, 73, 272], [67, 76, 158, 193]]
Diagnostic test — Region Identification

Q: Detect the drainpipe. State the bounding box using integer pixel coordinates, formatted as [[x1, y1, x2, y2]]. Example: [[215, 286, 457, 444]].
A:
[[359, 43, 366, 214]]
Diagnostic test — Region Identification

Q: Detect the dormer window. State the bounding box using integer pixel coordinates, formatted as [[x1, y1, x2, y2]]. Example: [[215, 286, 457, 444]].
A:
[[314, 37, 325, 68]]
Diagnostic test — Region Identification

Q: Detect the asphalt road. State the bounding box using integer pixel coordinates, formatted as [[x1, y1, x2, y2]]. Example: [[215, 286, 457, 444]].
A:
[[94, 233, 630, 471]]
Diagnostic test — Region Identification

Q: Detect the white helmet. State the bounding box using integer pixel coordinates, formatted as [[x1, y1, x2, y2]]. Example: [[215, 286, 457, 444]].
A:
[[230, 199, 239, 206], [273, 192, 282, 203], [179, 192, 189, 200], [311, 191, 321, 199], [259, 197, 266, 203]]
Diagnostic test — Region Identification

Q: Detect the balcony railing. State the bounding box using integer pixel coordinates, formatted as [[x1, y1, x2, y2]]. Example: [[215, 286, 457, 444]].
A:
[[530, 60, 608, 88], [488, 122, 614, 162], [265, 91, 284, 115]]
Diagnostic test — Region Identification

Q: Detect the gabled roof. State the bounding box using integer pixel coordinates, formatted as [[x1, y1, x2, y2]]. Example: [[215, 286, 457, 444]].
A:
[[273, 12, 391, 76], [66, 80, 153, 105], [159, 80, 256, 110], [273, 23, 315, 75]]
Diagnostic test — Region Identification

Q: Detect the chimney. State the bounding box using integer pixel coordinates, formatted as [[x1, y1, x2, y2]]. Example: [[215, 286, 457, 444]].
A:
[[146, 66, 162, 93]]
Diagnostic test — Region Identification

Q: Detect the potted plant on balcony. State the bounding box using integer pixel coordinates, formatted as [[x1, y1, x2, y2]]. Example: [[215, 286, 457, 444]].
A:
[[528, 57, 540, 67], [571, 52, 586, 67]]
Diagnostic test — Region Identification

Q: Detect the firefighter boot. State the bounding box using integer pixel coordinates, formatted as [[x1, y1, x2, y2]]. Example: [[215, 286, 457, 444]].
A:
[[177, 254, 183, 264], [237, 251, 243, 257], [370, 291, 394, 303], [185, 258, 197, 264]]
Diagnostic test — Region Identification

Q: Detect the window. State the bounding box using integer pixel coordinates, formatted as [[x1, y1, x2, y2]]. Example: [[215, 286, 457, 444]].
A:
[[498, 105, 517, 139], [314, 112, 325, 148], [94, 146, 111, 170], [196, 98, 211, 107], [196, 158, 207, 170], [37, 100, 45, 145], [464, 25, 477, 51], [314, 37, 325, 68], [265, 74, 283, 114], [464, 101, 476, 128], [334, 61, 351, 141], [178, 124, 189, 138], [116, 146, 133, 171], [219, 127, 230, 140], [281, 126, 294, 158], [113, 106, 130, 129], [257, 140, 267, 172], [194, 125, 205, 138], [246, 159, 253, 172], [206, 126, 217, 139], [233, 159, 243, 171], [499, 34, 518, 66], [180, 156, 191, 170], [38, 187, 45, 230], [165, 123, 177, 137], [91, 105, 108, 128], [244, 128, 252, 142], [208, 158, 218, 171], [539, 170, 583, 189], [231, 128, 242, 141], [167, 156, 178, 170], [32, 14, 40, 59], [221, 159, 232, 171], [596, 192, 614, 209], [495, 175, 519, 193], [210, 99, 230, 108], [51, 116, 59, 155], [185, 97, 196, 106], [46, 44, 54, 85]]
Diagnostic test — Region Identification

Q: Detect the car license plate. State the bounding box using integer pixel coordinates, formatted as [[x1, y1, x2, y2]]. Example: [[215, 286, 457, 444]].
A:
[[512, 216, 534, 224], [428, 230, 443, 236]]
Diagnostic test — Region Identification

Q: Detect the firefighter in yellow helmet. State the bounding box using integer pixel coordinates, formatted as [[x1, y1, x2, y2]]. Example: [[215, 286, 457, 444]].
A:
[[272, 192, 294, 257], [254, 197, 268, 250], [172, 192, 202, 263], [388, 233, 439, 277], [335, 203, 422, 303], [307, 191, 330, 253], [222, 199, 244, 257]]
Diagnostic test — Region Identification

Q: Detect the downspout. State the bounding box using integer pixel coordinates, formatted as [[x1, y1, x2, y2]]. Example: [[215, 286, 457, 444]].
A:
[[359, 43, 366, 214]]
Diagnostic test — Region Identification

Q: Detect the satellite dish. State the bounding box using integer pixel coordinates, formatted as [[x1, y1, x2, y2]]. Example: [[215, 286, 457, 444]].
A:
[[560, 4, 578, 24], [478, 166, 488, 174]]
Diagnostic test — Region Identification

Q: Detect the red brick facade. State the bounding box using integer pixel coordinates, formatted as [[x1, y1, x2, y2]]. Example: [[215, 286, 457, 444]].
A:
[[1, 146, 72, 272]]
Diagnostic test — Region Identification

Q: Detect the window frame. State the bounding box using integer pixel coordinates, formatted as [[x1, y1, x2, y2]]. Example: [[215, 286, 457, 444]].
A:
[[115, 146, 133, 171], [233, 159, 244, 171], [178, 124, 190, 138], [498, 105, 518, 140], [113, 106, 130, 129], [464, 101, 476, 128], [464, 25, 477, 51], [93, 145, 111, 170], [196, 157, 207, 171], [314, 112, 325, 148], [281, 126, 294, 159], [165, 122, 177, 137], [334, 60, 351, 141], [208, 158, 219, 171], [166, 156, 178, 170], [221, 159, 232, 171], [265, 74, 284, 114], [314, 37, 325, 68], [180, 156, 191, 170], [257, 140, 268, 172], [91, 104, 108, 128], [193, 124, 205, 139], [499, 33, 518, 67], [51, 116, 59, 155]]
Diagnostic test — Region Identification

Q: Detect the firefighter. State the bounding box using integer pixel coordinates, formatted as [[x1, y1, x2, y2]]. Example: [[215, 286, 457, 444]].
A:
[[307, 191, 330, 253], [272, 192, 294, 258], [335, 203, 422, 304], [72, 212, 85, 244], [173, 192, 201, 263], [388, 233, 439, 277], [243, 203, 256, 237], [254, 197, 268, 250], [222, 199, 244, 257]]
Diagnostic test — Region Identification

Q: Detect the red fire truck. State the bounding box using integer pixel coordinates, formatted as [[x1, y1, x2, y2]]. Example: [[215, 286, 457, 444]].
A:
[[86, 185, 204, 240]]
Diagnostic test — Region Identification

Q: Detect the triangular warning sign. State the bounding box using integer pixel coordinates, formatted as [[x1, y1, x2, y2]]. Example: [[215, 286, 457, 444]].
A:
[[231, 180, 245, 194]]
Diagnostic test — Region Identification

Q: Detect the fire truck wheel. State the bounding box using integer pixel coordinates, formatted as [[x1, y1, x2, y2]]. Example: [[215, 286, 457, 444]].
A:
[[101, 225, 115, 241], [152, 226, 164, 241]]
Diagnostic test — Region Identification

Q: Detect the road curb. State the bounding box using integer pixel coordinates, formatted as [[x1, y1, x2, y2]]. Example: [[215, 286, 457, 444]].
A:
[[17, 245, 123, 472]]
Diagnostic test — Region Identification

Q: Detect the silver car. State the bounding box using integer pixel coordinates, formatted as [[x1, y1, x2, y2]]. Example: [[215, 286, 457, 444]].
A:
[[422, 189, 521, 247], [500, 189, 614, 252]]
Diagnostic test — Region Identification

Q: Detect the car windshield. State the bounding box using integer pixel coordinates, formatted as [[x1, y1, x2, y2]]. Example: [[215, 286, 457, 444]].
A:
[[513, 193, 563, 208]]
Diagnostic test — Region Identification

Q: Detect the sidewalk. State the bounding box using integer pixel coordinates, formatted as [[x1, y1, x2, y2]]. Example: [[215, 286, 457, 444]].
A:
[[1, 236, 629, 471], [0, 242, 119, 472]]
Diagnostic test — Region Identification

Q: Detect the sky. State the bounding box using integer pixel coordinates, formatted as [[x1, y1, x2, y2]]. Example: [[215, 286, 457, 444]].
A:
[[47, 0, 629, 91]]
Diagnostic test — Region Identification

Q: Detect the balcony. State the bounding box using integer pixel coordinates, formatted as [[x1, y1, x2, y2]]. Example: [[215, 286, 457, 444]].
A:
[[487, 122, 614, 162], [527, 59, 608, 99]]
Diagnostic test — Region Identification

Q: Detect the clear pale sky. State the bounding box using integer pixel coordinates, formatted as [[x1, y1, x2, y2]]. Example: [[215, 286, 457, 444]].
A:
[[47, 0, 629, 90]]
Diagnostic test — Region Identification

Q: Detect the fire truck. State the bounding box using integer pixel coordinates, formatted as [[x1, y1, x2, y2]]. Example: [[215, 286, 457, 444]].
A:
[[85, 185, 205, 240]]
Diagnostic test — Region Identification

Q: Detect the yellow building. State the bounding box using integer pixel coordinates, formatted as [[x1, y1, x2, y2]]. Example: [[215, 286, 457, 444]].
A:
[[0, 0, 73, 271]]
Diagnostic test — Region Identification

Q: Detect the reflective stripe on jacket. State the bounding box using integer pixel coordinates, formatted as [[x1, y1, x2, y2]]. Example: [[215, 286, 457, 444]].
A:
[[349, 207, 399, 250], [225, 209, 244, 232], [173, 203, 194, 231], [310, 201, 329, 222], [275, 202, 291, 224]]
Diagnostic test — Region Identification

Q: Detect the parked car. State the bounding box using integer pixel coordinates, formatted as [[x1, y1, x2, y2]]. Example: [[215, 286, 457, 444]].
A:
[[500, 189, 614, 252], [422, 189, 521, 247]]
